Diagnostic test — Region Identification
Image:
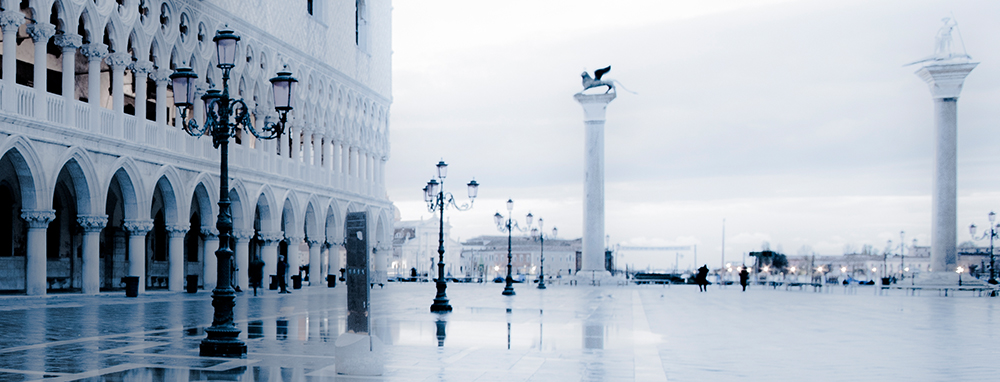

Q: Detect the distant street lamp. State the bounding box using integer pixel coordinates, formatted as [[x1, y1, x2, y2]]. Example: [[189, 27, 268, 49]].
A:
[[171, 28, 297, 358], [530, 219, 557, 290], [494, 199, 531, 296], [968, 211, 999, 285], [957, 266, 965, 286], [899, 231, 906, 279], [424, 160, 479, 312]]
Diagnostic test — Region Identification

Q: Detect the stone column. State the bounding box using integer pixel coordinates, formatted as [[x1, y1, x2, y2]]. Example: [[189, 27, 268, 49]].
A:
[[152, 69, 172, 126], [259, 231, 283, 285], [79, 43, 107, 130], [289, 126, 299, 161], [315, 134, 325, 167], [287, 236, 303, 285], [22, 210, 55, 296], [305, 130, 316, 165], [54, 33, 82, 124], [233, 229, 254, 291], [130, 60, 154, 122], [308, 239, 322, 286], [327, 239, 341, 283], [106, 52, 131, 115], [201, 228, 219, 290], [574, 92, 616, 278], [123, 219, 153, 294], [26, 22, 55, 115], [0, 11, 22, 110], [77, 215, 107, 295], [916, 62, 978, 276], [166, 224, 189, 292]]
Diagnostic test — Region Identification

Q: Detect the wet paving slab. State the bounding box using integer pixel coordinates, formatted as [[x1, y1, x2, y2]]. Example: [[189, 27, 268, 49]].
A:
[[0, 282, 997, 381]]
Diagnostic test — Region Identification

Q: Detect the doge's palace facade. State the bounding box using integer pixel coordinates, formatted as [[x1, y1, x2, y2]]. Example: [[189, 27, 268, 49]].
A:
[[0, 0, 393, 295]]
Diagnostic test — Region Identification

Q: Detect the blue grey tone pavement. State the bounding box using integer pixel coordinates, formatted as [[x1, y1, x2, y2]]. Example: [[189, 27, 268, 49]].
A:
[[0, 282, 997, 381]]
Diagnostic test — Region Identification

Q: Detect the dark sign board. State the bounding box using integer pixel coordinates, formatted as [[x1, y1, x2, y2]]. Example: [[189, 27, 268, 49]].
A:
[[345, 212, 369, 334]]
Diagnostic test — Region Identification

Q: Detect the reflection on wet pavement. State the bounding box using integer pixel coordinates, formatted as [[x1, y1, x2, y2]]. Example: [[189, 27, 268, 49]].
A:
[[0, 284, 997, 380]]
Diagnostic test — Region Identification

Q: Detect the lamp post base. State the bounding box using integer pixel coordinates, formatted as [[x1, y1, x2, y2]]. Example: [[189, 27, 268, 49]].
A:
[[537, 281, 546, 289], [430, 281, 453, 312], [502, 281, 515, 296], [199, 328, 247, 358]]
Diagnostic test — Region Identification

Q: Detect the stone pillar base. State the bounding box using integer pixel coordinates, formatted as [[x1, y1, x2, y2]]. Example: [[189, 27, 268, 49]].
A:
[[574, 270, 617, 286]]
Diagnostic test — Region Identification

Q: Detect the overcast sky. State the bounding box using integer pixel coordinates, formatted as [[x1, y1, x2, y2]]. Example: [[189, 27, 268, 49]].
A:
[[386, 0, 1000, 272]]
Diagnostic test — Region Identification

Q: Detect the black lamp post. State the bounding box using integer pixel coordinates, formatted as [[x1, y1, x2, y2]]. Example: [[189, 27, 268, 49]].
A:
[[969, 211, 999, 285], [531, 219, 557, 290], [494, 199, 531, 296], [424, 160, 479, 312], [171, 28, 297, 358]]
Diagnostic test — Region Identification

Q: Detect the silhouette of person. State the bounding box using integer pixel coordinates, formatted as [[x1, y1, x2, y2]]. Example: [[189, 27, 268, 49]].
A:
[[277, 254, 290, 294], [696, 265, 709, 292], [739, 266, 750, 292]]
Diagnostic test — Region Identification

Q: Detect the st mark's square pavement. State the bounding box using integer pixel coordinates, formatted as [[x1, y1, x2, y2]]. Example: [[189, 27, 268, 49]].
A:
[[0, 281, 997, 381]]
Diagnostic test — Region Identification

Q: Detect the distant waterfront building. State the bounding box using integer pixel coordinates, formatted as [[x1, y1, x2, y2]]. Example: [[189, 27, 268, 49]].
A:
[[461, 235, 581, 281], [0, 0, 393, 295], [391, 218, 461, 279]]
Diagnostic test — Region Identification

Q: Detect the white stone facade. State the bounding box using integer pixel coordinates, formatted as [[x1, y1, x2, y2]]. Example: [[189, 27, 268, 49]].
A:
[[0, 0, 393, 295]]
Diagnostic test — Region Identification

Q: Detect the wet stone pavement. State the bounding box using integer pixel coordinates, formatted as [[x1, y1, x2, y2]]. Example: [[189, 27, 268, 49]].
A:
[[0, 282, 997, 381]]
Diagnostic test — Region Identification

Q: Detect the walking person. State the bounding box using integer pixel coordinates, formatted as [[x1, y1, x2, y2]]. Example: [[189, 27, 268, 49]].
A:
[[696, 265, 710, 292], [739, 265, 750, 292]]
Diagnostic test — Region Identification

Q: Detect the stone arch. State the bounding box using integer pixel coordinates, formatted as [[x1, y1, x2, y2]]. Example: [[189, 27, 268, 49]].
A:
[[0, 136, 45, 210], [229, 179, 250, 231], [253, 184, 279, 232], [104, 158, 145, 219], [51, 146, 99, 214]]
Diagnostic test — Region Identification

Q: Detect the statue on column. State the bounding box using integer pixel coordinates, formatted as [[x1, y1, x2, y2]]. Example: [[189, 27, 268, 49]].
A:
[[907, 17, 971, 66]]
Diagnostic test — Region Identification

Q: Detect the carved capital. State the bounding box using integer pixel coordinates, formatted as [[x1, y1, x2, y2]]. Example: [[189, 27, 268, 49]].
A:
[[307, 239, 321, 247], [200, 227, 220, 239], [130, 59, 155, 75], [151, 68, 173, 84], [53, 33, 83, 50], [286, 236, 304, 244], [105, 52, 133, 69], [259, 230, 285, 243], [916, 62, 979, 100], [79, 43, 109, 61], [21, 209, 55, 228], [26, 22, 56, 43], [166, 224, 190, 238], [0, 11, 24, 34], [232, 229, 255, 241], [77, 214, 109, 232], [123, 219, 154, 235]]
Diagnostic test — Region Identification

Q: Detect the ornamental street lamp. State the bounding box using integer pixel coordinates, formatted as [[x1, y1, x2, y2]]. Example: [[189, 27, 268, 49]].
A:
[[171, 28, 297, 358], [424, 160, 479, 312], [494, 199, 531, 296], [969, 211, 999, 285], [530, 218, 557, 290]]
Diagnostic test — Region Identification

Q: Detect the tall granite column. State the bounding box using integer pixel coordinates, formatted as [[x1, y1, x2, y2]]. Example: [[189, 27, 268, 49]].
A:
[[916, 62, 977, 277], [259, 231, 283, 285], [308, 239, 322, 286], [78, 215, 107, 294], [574, 92, 616, 279], [22, 210, 55, 296], [123, 219, 153, 294]]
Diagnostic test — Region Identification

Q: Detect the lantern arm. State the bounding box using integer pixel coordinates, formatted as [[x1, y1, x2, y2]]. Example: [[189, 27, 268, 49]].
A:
[[179, 107, 210, 138], [495, 215, 530, 233], [443, 192, 475, 211], [243, 100, 288, 141]]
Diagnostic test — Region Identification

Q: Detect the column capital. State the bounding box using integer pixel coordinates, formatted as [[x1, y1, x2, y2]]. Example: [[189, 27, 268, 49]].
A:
[[166, 224, 190, 238], [53, 33, 83, 50], [26, 22, 56, 43], [79, 43, 109, 61], [123, 219, 154, 235], [916, 62, 979, 100], [307, 238, 321, 247], [105, 52, 132, 69], [232, 229, 255, 241], [201, 227, 220, 239], [77, 214, 108, 232], [0, 11, 23, 34], [130, 59, 155, 75], [151, 68, 173, 84], [259, 231, 285, 243], [21, 209, 55, 228], [573, 92, 617, 122], [286, 235, 304, 244]]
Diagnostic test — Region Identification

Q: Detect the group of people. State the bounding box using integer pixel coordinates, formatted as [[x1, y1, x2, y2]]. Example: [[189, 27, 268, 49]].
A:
[[694, 264, 751, 292]]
